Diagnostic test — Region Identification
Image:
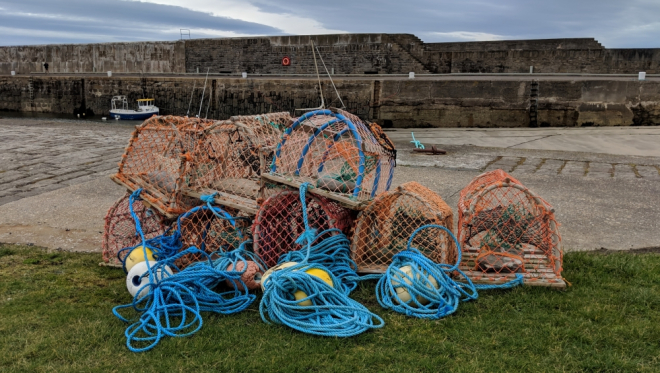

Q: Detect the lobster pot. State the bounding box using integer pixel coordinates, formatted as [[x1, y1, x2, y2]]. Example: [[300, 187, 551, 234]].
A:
[[102, 193, 166, 266], [457, 170, 564, 288], [185, 113, 292, 210], [269, 109, 396, 205], [113, 116, 213, 217], [253, 190, 355, 267], [176, 204, 252, 269], [351, 182, 456, 273]]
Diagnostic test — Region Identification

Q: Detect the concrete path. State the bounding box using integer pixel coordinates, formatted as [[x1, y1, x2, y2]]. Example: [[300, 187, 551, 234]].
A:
[[386, 126, 660, 157], [0, 117, 658, 253]]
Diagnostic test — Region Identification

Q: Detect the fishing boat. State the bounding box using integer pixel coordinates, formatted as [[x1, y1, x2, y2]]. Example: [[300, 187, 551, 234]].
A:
[[109, 96, 159, 120]]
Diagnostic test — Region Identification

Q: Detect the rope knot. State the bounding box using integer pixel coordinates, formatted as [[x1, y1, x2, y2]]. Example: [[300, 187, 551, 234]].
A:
[[295, 228, 318, 246], [200, 193, 217, 204]]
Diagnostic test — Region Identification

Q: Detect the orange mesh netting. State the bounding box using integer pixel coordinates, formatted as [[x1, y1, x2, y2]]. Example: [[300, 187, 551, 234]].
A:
[[351, 182, 456, 273], [457, 169, 563, 286], [270, 109, 395, 203], [184, 113, 293, 207], [102, 193, 167, 265], [175, 204, 252, 269], [114, 115, 214, 217], [252, 190, 355, 267]]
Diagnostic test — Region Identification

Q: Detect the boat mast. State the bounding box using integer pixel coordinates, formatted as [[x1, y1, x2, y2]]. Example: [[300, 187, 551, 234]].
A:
[[186, 79, 196, 117], [198, 68, 210, 118]]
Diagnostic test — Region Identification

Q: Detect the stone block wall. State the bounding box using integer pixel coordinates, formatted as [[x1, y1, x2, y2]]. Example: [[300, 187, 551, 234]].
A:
[[1, 34, 658, 75], [184, 34, 429, 74], [425, 38, 604, 52], [376, 79, 660, 127], [0, 41, 185, 75], [1, 76, 658, 127]]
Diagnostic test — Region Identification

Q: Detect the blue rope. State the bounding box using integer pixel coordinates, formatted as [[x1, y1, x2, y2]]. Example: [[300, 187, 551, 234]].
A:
[[410, 132, 425, 149], [376, 224, 523, 319], [259, 183, 385, 336], [113, 245, 257, 352], [212, 240, 267, 275], [279, 229, 359, 294], [113, 191, 258, 352], [116, 189, 182, 272]]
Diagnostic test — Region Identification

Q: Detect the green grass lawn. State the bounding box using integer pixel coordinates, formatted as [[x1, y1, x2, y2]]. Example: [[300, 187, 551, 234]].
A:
[[1, 244, 659, 372]]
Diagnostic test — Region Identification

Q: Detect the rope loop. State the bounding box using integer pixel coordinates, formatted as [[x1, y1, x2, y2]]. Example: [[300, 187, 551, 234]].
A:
[[377, 224, 523, 319]]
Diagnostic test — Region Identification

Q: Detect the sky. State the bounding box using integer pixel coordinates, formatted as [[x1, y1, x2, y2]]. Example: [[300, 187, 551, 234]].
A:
[[0, 0, 658, 47]]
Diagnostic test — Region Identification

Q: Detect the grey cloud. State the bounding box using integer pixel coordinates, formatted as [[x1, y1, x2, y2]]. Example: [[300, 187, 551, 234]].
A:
[[250, 0, 660, 47], [0, 0, 282, 45], [1, 0, 658, 47]]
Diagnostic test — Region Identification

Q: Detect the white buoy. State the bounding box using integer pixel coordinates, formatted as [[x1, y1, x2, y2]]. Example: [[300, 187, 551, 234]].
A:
[[126, 261, 173, 298], [391, 265, 439, 306]]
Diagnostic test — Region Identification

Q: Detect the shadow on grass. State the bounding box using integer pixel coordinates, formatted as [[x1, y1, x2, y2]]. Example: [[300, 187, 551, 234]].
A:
[[0, 244, 659, 372]]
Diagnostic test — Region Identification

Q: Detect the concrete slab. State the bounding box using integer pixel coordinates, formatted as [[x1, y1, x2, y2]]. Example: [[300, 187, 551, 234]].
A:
[[0, 176, 126, 252], [386, 127, 660, 157]]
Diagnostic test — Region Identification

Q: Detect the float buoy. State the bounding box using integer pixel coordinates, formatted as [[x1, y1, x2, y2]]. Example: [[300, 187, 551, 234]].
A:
[[281, 56, 291, 66], [226, 260, 263, 291], [126, 261, 173, 298], [124, 246, 155, 272], [261, 261, 334, 306], [391, 265, 438, 306], [260, 261, 298, 291]]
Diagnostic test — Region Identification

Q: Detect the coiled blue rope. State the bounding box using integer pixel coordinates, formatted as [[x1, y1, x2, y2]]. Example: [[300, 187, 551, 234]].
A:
[[279, 229, 359, 294], [113, 245, 258, 352], [113, 191, 259, 352], [376, 224, 523, 319], [259, 183, 385, 336]]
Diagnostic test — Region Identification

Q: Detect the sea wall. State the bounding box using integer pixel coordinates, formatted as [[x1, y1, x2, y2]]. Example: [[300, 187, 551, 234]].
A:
[[1, 76, 659, 127], [2, 34, 659, 75], [184, 34, 429, 74], [0, 41, 185, 75]]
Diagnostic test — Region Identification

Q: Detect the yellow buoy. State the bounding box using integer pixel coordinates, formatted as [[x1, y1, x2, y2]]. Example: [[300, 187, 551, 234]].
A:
[[294, 267, 333, 307], [260, 262, 334, 306], [125, 246, 155, 273], [391, 265, 438, 306], [260, 261, 298, 291]]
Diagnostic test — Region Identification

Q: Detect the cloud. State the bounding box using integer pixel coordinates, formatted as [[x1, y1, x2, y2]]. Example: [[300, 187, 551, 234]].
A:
[[0, 0, 282, 45], [129, 0, 346, 35], [0, 0, 658, 47], [425, 32, 506, 42]]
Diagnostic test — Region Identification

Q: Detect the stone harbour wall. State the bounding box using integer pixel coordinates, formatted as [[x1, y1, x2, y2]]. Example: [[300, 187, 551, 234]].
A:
[[1, 76, 659, 127], [0, 41, 185, 75], [1, 34, 659, 75]]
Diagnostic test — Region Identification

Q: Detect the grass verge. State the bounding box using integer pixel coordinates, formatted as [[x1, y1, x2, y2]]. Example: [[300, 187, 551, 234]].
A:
[[0, 244, 659, 372]]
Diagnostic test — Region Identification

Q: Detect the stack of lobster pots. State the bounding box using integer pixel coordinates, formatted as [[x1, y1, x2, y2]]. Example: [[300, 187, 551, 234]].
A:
[[103, 109, 564, 289]]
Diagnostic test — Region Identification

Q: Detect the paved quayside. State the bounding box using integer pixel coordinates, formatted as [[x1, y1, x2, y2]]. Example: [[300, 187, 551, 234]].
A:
[[0, 117, 658, 253]]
